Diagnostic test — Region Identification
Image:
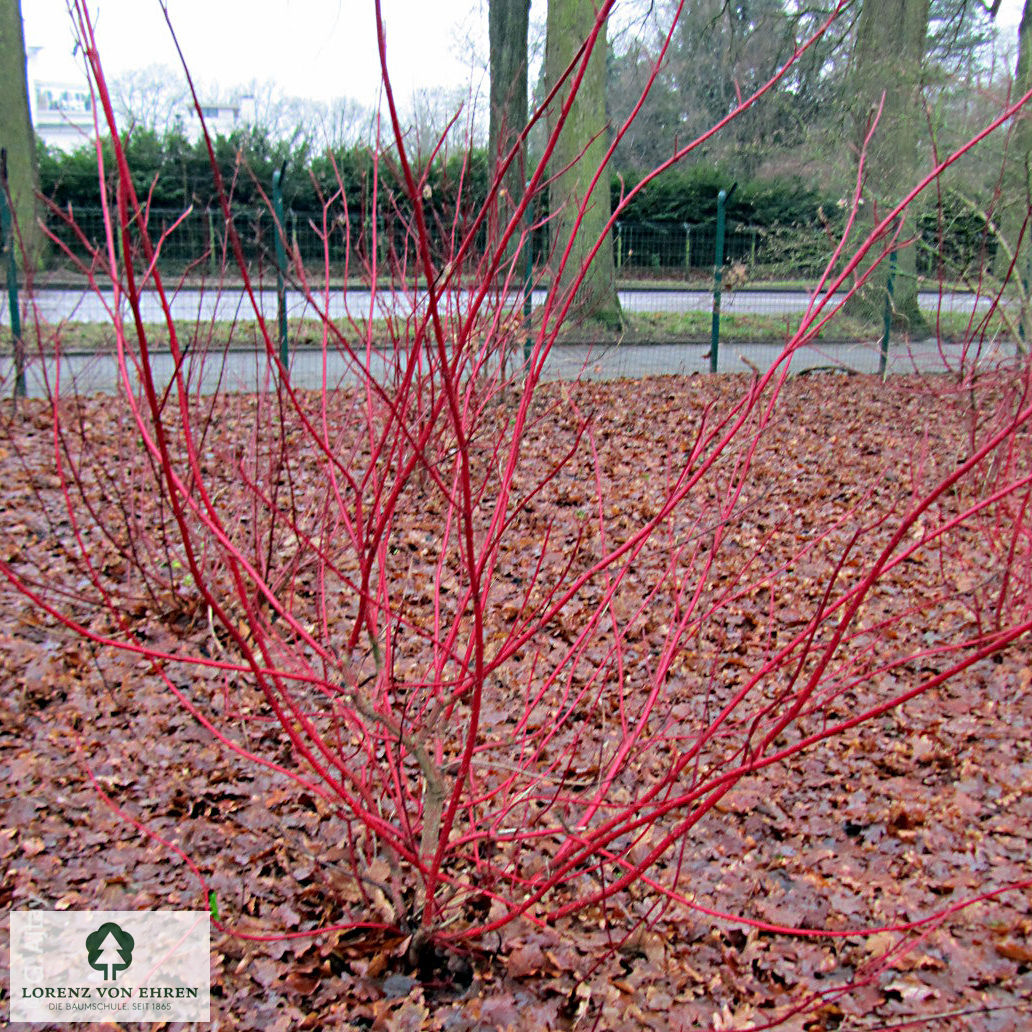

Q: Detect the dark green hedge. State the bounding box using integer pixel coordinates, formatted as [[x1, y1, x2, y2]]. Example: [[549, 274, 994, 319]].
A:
[[613, 165, 836, 230], [38, 128, 489, 226], [39, 131, 990, 274], [39, 130, 833, 230]]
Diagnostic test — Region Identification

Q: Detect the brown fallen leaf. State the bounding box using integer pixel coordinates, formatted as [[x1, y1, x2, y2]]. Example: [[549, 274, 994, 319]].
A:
[[995, 939, 1032, 964], [506, 941, 546, 978]]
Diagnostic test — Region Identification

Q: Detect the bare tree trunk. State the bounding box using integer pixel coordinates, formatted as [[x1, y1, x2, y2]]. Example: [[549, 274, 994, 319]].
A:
[[545, 0, 621, 329], [994, 0, 1032, 293], [849, 0, 931, 334], [0, 0, 41, 269], [489, 0, 530, 235]]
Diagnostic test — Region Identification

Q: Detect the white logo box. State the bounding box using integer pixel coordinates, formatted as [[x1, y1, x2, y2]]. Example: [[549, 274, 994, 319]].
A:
[[10, 911, 210, 1023]]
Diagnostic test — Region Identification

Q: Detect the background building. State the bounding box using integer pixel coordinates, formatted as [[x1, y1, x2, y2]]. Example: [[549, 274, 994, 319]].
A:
[[26, 42, 256, 152], [26, 45, 95, 152]]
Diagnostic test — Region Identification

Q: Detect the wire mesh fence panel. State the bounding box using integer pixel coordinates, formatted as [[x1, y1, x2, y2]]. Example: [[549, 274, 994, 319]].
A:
[[44, 208, 830, 280], [41, 206, 1013, 285], [45, 206, 272, 274], [613, 222, 784, 281], [45, 205, 499, 283]]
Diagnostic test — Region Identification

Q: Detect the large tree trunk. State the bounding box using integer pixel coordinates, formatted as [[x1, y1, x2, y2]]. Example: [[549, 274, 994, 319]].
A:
[[0, 0, 41, 270], [488, 0, 530, 237], [849, 0, 931, 334], [994, 0, 1031, 297], [545, 0, 621, 329]]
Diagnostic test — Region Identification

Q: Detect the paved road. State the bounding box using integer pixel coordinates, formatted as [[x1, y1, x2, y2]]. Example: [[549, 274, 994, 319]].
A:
[[1, 284, 1015, 398], [0, 284, 1001, 327], [2, 336, 1017, 400]]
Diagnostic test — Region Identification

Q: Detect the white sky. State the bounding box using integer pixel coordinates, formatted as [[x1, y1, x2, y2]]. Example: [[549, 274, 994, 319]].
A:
[[23, 0, 498, 108], [24, 0, 1027, 111]]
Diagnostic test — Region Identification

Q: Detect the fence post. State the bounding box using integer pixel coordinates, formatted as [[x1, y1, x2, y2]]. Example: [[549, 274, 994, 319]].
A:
[[683, 223, 691, 279], [523, 182, 533, 371], [207, 209, 217, 277], [878, 250, 898, 379], [710, 185, 737, 373], [615, 221, 622, 272], [115, 205, 126, 275], [272, 163, 289, 378], [0, 149, 26, 399]]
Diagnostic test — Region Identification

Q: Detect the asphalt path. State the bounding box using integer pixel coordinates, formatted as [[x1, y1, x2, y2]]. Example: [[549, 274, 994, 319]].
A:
[[2, 335, 1017, 400], [0, 285, 1015, 398], [0, 285, 1000, 327]]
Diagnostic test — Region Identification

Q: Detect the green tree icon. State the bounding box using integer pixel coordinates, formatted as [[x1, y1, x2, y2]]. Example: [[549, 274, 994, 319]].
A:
[[86, 922, 135, 980]]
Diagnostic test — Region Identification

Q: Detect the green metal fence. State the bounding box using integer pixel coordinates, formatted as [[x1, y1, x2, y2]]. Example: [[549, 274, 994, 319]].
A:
[[42, 199, 1001, 288], [614, 221, 765, 279], [11, 201, 1015, 391], [44, 206, 842, 282]]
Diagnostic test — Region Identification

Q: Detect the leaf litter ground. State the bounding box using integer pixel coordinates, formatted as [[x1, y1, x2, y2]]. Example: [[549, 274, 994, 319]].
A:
[[1, 373, 1030, 1031]]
